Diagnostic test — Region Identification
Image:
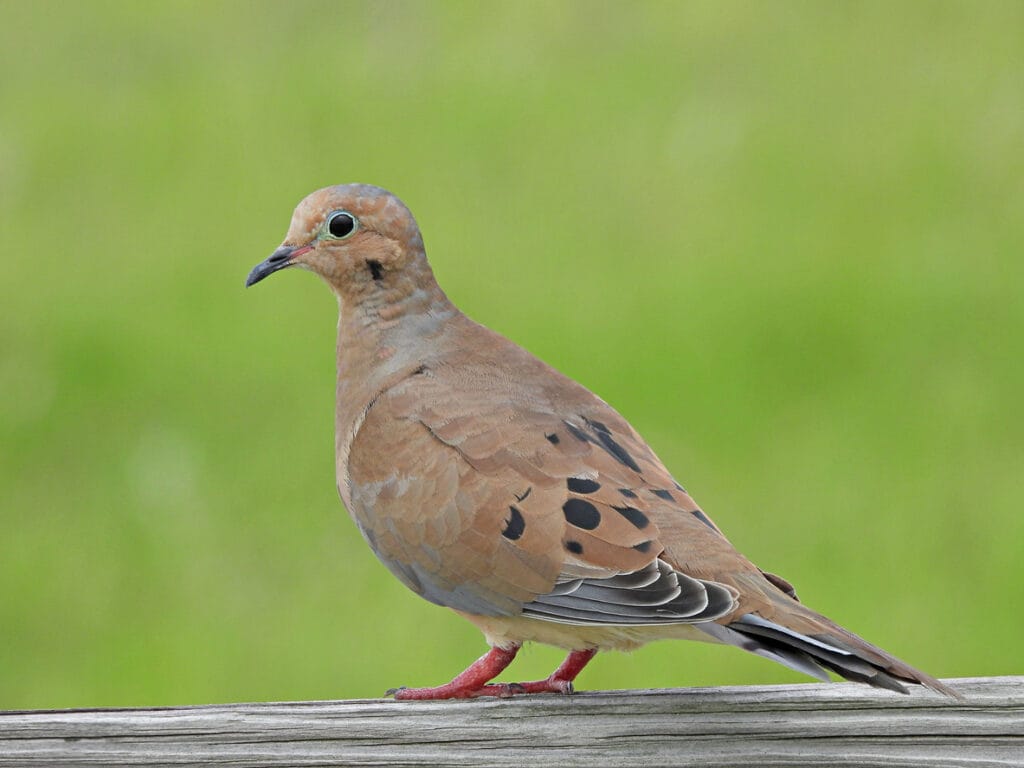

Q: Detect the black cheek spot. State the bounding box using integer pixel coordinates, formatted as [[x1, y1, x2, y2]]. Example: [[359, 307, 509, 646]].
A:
[[614, 506, 650, 529], [618, 488, 638, 499], [652, 489, 675, 502], [502, 505, 525, 541], [691, 509, 718, 532], [565, 540, 583, 555], [545, 433, 560, 445], [366, 259, 383, 280], [633, 540, 653, 553], [563, 498, 601, 530], [567, 477, 600, 494]]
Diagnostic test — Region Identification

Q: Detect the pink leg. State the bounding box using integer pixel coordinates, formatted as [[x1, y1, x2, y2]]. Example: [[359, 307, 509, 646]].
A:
[[390, 645, 521, 700], [390, 646, 599, 701], [481, 648, 598, 695]]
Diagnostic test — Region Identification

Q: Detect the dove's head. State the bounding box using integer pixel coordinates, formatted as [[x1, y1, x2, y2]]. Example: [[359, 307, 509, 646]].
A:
[[246, 184, 427, 297]]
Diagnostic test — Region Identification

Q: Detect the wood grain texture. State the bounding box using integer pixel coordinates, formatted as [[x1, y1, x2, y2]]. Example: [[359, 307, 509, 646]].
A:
[[1, 677, 1021, 768]]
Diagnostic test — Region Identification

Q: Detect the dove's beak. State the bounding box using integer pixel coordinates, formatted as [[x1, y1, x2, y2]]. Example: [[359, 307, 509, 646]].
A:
[[245, 244, 314, 287]]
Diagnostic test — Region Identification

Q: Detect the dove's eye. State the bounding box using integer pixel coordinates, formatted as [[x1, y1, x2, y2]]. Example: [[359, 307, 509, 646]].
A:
[[326, 211, 358, 239]]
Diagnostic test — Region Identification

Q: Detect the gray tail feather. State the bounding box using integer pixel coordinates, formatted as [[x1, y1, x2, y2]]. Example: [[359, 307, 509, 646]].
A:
[[699, 612, 960, 698], [698, 620, 835, 684]]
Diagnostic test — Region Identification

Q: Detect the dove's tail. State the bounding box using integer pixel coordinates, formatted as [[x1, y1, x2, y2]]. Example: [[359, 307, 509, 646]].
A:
[[698, 603, 961, 699]]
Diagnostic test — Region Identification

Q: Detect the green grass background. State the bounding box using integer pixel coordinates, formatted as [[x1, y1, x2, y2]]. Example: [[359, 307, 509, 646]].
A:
[[1, 1, 1021, 708]]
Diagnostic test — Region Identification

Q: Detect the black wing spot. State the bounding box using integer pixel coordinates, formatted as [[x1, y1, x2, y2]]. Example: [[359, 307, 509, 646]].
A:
[[583, 417, 641, 472], [652, 489, 675, 502], [614, 505, 650, 530], [545, 432, 560, 445], [502, 505, 525, 541], [633, 540, 653, 553], [564, 421, 591, 444], [565, 540, 583, 555], [514, 487, 532, 502], [691, 509, 718, 532], [567, 477, 600, 494], [673, 480, 686, 492], [563, 498, 601, 530], [618, 488, 638, 499]]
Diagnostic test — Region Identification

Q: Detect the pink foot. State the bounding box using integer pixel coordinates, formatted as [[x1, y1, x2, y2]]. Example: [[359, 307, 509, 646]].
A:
[[390, 647, 597, 701], [390, 646, 520, 700]]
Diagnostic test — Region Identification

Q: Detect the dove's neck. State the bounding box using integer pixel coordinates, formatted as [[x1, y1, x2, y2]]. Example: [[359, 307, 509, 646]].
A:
[[332, 258, 459, 478]]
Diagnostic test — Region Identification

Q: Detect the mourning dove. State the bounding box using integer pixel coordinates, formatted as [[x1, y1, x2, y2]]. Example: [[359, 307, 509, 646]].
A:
[[246, 184, 957, 700]]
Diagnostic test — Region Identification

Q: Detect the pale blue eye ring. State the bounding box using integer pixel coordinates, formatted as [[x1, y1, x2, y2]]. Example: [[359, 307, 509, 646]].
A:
[[326, 211, 358, 239]]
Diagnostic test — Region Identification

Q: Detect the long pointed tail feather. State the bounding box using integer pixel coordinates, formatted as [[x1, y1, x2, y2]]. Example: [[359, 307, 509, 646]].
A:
[[699, 609, 961, 699]]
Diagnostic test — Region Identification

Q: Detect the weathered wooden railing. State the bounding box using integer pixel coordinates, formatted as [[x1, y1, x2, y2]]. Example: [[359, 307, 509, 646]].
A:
[[1, 676, 1020, 767]]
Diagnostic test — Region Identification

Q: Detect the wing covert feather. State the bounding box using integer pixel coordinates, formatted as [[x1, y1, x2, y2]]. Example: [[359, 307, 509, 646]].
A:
[[345, 365, 746, 625]]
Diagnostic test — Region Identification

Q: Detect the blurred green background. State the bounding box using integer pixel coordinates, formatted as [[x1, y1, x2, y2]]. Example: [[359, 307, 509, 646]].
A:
[[1, 1, 1021, 709]]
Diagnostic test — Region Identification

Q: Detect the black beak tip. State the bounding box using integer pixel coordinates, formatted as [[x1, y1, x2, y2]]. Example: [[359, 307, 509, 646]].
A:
[[245, 246, 297, 288], [244, 268, 265, 288]]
